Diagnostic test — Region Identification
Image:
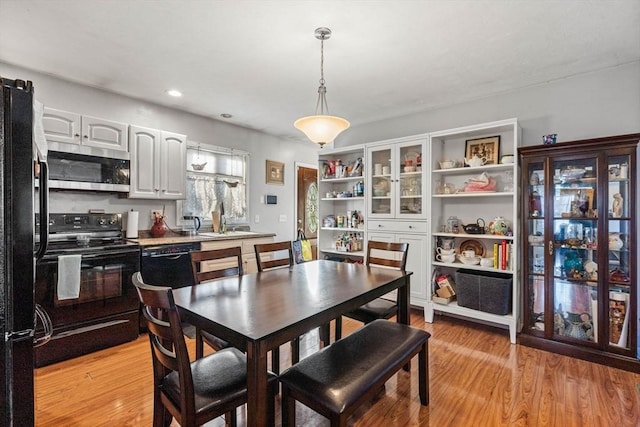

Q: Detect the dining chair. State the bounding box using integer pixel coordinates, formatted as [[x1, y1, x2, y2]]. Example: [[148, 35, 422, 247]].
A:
[[254, 241, 295, 272], [334, 240, 409, 340], [132, 272, 278, 427], [253, 241, 303, 367], [190, 247, 243, 359]]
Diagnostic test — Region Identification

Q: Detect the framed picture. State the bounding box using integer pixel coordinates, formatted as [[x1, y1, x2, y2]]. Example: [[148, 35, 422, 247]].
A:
[[465, 136, 500, 165], [266, 160, 284, 185]]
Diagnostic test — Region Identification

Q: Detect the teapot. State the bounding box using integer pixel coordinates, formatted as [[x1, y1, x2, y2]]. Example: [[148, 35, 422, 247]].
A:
[[462, 218, 485, 234], [489, 216, 510, 235], [464, 154, 486, 167]]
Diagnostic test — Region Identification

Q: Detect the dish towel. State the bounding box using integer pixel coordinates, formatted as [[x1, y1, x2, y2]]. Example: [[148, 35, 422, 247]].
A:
[[57, 254, 82, 300]]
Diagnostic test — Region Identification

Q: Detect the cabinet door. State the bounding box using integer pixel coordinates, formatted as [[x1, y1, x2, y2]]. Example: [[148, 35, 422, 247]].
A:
[[81, 116, 128, 152], [129, 125, 161, 198], [396, 233, 428, 305], [367, 145, 394, 218], [159, 131, 187, 199], [396, 140, 426, 219], [42, 108, 81, 145]]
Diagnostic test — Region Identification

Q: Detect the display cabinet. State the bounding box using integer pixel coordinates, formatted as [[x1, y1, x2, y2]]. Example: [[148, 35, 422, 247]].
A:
[[519, 134, 639, 372], [366, 136, 427, 220], [318, 145, 366, 261], [424, 118, 521, 343]]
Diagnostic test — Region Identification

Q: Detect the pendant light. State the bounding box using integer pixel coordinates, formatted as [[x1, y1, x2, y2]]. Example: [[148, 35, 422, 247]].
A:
[[294, 27, 350, 148]]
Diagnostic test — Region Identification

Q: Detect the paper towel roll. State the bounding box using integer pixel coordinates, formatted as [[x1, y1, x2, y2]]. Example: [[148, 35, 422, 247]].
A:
[[126, 210, 139, 238]]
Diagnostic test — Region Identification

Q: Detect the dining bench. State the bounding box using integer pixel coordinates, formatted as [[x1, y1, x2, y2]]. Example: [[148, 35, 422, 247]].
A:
[[278, 319, 430, 426]]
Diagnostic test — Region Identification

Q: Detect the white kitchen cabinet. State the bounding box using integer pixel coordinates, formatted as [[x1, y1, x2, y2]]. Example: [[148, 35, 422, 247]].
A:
[[366, 136, 427, 220], [425, 118, 521, 343], [43, 107, 128, 156], [368, 221, 429, 307], [318, 145, 366, 261], [129, 125, 187, 200]]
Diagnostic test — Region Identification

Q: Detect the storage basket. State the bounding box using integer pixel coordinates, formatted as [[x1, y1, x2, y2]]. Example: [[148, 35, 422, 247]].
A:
[[454, 269, 512, 315]]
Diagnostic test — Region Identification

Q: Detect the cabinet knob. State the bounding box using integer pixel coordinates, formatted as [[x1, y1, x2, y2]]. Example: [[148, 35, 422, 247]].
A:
[[83, 135, 88, 139], [74, 133, 80, 138]]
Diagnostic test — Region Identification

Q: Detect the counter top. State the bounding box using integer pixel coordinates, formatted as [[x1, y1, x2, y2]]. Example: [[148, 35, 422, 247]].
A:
[[130, 231, 276, 247]]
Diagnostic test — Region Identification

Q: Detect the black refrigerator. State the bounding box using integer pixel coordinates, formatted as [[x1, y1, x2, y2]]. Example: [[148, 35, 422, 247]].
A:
[[0, 77, 49, 425]]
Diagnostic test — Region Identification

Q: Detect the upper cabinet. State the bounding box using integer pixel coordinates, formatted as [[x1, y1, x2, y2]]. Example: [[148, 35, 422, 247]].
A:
[[129, 125, 187, 200], [425, 118, 521, 343], [519, 134, 639, 372], [43, 107, 128, 157], [366, 136, 427, 220]]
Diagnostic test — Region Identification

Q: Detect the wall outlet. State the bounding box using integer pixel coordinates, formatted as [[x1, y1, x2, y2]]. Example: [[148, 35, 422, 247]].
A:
[[152, 210, 163, 220], [254, 214, 260, 223], [279, 214, 287, 223]]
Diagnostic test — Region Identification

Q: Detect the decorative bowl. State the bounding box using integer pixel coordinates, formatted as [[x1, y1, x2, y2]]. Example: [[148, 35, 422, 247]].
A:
[[439, 160, 457, 169]]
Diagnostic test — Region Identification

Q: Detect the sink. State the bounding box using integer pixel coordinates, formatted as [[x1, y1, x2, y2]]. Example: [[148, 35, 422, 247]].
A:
[[199, 231, 256, 237]]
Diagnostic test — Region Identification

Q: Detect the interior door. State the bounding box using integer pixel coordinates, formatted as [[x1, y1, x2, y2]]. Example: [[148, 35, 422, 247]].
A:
[[296, 165, 318, 258]]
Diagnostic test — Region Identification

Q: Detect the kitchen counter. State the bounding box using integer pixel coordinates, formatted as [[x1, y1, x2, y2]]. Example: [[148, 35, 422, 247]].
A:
[[130, 230, 276, 247]]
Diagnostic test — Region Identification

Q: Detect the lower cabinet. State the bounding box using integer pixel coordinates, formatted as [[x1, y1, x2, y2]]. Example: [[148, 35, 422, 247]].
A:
[[368, 220, 428, 307], [200, 236, 275, 274]]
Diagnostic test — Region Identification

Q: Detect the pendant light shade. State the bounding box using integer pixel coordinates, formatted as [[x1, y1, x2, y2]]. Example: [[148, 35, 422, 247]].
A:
[[294, 27, 350, 148]]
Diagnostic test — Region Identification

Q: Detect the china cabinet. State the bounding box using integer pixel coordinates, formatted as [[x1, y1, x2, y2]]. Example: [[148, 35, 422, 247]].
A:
[[519, 134, 639, 372], [317, 145, 366, 261], [366, 136, 427, 219], [424, 118, 521, 343]]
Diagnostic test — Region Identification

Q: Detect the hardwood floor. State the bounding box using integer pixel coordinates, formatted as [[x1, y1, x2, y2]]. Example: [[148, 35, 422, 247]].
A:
[[35, 310, 640, 426]]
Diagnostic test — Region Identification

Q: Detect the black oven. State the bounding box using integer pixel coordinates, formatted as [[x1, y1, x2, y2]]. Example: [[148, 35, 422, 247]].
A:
[[34, 213, 140, 367]]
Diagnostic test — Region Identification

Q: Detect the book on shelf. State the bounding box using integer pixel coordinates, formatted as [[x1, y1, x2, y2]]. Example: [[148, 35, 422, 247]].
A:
[[492, 240, 511, 270]]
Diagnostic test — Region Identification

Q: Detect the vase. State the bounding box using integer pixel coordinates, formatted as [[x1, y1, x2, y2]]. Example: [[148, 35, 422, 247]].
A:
[[563, 250, 583, 278], [150, 218, 167, 238]]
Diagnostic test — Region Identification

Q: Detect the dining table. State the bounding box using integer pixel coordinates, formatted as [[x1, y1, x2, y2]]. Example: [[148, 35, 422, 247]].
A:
[[172, 259, 412, 427]]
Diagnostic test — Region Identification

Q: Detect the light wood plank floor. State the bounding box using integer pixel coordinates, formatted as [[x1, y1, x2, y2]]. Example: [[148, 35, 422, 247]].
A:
[[35, 310, 640, 426]]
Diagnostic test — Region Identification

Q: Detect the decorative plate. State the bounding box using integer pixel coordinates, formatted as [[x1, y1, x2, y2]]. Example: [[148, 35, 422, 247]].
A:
[[458, 239, 485, 257]]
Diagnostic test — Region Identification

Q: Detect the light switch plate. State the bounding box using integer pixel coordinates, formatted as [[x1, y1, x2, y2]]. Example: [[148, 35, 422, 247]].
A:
[[279, 214, 287, 222]]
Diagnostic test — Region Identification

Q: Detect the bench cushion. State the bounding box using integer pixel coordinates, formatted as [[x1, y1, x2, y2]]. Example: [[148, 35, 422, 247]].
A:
[[279, 319, 430, 414]]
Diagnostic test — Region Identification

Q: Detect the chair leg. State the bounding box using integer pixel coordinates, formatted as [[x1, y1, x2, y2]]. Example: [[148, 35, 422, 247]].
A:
[[195, 327, 204, 359], [334, 316, 342, 340], [268, 380, 277, 427], [224, 409, 238, 427], [418, 341, 429, 405], [282, 386, 296, 427], [291, 337, 300, 364], [271, 347, 280, 374], [319, 323, 330, 347]]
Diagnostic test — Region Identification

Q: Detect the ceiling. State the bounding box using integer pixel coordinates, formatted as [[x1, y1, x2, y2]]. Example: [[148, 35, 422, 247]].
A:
[[1, 1, 639, 143]]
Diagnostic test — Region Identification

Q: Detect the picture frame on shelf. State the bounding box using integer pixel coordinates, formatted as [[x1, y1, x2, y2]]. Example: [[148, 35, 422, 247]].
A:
[[266, 160, 284, 185], [465, 136, 500, 164]]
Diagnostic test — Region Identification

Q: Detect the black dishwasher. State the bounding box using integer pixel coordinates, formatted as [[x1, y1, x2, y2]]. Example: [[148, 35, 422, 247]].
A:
[[140, 242, 200, 288]]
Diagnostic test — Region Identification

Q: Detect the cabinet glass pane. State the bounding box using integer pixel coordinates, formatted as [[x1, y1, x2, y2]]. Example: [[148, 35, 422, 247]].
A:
[[399, 174, 422, 214], [370, 148, 392, 214], [526, 161, 545, 332], [553, 280, 597, 342]]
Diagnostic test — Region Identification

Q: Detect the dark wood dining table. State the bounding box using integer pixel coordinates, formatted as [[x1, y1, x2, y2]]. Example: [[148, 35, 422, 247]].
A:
[[172, 259, 411, 427]]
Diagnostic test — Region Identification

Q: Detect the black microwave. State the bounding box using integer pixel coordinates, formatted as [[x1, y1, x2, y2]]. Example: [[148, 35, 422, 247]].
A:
[[46, 151, 130, 192]]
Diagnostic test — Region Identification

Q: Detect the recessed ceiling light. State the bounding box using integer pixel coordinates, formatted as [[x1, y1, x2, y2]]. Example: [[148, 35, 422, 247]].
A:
[[166, 89, 182, 97], [220, 113, 233, 119]]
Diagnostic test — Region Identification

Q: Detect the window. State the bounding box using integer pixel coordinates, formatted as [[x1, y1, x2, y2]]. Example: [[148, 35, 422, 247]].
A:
[[177, 144, 249, 225]]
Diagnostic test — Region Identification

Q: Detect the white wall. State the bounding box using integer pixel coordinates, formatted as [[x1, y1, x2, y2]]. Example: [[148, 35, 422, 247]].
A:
[[1, 62, 319, 241], [337, 61, 640, 147]]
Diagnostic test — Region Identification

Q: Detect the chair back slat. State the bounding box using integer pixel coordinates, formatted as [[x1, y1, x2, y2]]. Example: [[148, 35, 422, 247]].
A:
[[366, 240, 409, 270], [190, 247, 243, 284], [254, 241, 294, 272]]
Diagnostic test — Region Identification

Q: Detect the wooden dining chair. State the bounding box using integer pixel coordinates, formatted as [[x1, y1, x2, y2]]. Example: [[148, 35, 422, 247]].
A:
[[190, 247, 243, 359], [254, 241, 295, 272], [253, 241, 305, 367], [132, 272, 278, 427], [335, 240, 409, 340]]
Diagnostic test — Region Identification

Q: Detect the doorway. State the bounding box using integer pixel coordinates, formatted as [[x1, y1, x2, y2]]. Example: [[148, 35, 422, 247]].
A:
[[295, 163, 318, 259]]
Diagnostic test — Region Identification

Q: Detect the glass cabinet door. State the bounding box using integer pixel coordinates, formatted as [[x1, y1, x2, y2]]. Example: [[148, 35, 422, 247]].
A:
[[524, 160, 546, 334], [606, 153, 632, 351], [368, 146, 392, 216], [398, 143, 424, 217], [550, 156, 599, 344]]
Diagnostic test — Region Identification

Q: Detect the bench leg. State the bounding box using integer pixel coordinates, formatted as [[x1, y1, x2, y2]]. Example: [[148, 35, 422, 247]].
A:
[[418, 341, 429, 406], [282, 386, 296, 426], [291, 337, 300, 364], [334, 317, 342, 340]]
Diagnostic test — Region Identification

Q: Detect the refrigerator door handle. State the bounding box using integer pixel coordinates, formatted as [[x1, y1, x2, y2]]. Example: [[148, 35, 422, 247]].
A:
[[35, 160, 49, 261]]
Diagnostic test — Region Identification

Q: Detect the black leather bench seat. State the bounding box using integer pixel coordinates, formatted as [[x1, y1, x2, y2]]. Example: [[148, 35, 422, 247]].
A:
[[278, 319, 430, 426]]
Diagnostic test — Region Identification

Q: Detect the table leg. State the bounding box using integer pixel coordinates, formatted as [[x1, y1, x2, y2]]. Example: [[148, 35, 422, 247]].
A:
[[246, 341, 269, 427], [399, 275, 411, 371]]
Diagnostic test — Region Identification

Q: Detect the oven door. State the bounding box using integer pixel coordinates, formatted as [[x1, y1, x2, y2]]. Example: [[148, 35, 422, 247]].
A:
[[34, 246, 140, 366]]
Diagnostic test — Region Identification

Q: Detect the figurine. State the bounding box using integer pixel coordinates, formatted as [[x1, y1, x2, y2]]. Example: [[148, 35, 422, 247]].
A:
[[612, 193, 623, 218]]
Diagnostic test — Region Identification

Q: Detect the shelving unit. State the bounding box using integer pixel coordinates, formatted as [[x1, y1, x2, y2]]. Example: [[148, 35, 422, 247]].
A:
[[519, 134, 639, 372], [318, 145, 366, 261], [425, 118, 521, 343]]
